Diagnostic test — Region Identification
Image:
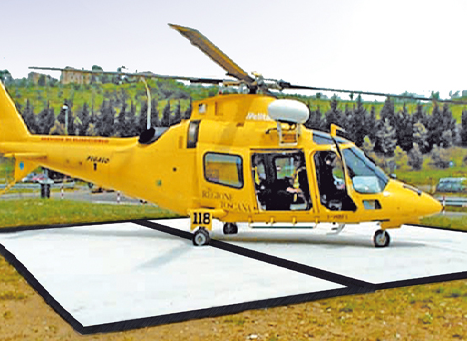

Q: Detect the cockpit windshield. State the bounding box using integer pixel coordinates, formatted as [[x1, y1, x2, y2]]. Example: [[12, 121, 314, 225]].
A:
[[342, 147, 388, 194]]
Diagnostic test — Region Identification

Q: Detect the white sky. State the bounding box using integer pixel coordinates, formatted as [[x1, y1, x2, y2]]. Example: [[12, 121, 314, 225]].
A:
[[2, 0, 466, 100]]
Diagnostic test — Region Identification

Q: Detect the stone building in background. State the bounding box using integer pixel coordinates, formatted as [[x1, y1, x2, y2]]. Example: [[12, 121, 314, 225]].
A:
[[61, 67, 91, 85]]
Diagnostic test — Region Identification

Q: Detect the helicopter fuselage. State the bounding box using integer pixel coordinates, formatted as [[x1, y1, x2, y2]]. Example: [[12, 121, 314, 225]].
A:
[[0, 91, 442, 239]]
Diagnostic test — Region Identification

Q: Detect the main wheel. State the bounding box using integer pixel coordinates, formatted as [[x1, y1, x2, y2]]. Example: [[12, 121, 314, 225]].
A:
[[223, 223, 238, 235], [373, 229, 390, 248], [192, 227, 210, 246]]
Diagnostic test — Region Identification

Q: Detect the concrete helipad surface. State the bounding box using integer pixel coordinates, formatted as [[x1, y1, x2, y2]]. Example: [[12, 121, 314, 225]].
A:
[[0, 218, 466, 334]]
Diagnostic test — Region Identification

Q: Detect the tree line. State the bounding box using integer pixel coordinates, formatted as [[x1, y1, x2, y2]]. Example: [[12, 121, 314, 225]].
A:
[[9, 79, 467, 171], [304, 95, 467, 170], [17, 88, 192, 138]]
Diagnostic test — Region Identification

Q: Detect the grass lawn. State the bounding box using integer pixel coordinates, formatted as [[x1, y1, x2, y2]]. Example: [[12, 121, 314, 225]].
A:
[[0, 198, 179, 228], [395, 147, 467, 188]]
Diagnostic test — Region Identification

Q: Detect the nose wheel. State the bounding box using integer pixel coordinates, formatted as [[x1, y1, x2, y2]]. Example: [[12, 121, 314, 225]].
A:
[[373, 229, 390, 248], [192, 227, 210, 246]]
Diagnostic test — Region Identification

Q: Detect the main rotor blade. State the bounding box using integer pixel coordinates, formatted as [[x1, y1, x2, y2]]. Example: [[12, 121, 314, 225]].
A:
[[29, 66, 230, 84], [280, 82, 467, 104], [169, 24, 254, 84]]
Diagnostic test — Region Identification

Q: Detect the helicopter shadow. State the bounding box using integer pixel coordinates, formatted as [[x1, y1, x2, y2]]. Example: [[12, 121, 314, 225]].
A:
[[135, 244, 192, 270], [212, 230, 428, 249], [1, 223, 182, 243]]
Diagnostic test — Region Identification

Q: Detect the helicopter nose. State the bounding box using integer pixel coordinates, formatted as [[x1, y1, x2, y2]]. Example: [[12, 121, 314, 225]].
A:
[[415, 192, 443, 218], [396, 182, 443, 218], [384, 181, 443, 221]]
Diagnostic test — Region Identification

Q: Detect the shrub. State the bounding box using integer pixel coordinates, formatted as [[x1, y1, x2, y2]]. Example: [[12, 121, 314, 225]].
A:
[[408, 144, 424, 170]]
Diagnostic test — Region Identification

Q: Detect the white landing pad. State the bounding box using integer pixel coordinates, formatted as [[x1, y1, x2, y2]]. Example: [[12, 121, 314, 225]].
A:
[[0, 219, 466, 334], [0, 221, 352, 334], [178, 220, 467, 287]]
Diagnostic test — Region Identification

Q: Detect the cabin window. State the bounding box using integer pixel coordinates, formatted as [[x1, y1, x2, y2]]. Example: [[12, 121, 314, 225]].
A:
[[187, 120, 201, 148], [204, 153, 243, 189]]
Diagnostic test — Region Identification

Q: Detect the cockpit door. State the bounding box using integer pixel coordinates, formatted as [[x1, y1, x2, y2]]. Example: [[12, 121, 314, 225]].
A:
[[312, 149, 356, 212]]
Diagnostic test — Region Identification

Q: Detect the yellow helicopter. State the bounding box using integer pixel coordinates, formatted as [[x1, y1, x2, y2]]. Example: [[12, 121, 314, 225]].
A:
[[0, 24, 454, 248]]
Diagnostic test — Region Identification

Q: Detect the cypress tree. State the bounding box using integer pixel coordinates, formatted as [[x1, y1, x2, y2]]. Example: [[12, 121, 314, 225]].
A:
[[380, 97, 396, 129], [138, 100, 148, 133], [305, 102, 323, 130], [413, 120, 429, 154], [395, 105, 413, 152], [461, 110, 467, 146], [116, 101, 128, 137], [324, 96, 343, 132], [37, 102, 55, 135], [440, 103, 456, 148], [161, 101, 171, 127], [351, 95, 366, 147], [44, 106, 55, 135], [183, 98, 192, 120], [21, 99, 38, 134], [127, 101, 138, 136], [171, 100, 182, 126], [150, 98, 160, 127], [427, 103, 444, 150], [376, 118, 397, 157], [408, 143, 423, 170], [365, 106, 377, 142], [97, 99, 115, 137]]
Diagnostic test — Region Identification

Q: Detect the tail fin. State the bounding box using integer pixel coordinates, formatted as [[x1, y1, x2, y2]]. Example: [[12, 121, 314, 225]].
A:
[[0, 81, 31, 141]]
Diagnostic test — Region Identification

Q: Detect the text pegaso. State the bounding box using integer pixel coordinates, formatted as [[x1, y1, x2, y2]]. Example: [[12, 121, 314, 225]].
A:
[[86, 156, 110, 164]]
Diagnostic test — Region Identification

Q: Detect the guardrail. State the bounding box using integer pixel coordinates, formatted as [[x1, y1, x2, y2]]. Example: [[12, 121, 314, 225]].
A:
[[0, 182, 76, 190], [436, 196, 467, 207]]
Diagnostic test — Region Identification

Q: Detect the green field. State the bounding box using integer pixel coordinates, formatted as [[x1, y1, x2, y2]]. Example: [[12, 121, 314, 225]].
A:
[[394, 146, 467, 188], [0, 199, 179, 228]]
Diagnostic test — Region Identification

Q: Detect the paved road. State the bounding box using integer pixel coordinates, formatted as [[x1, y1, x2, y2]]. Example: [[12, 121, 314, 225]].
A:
[[0, 188, 143, 205]]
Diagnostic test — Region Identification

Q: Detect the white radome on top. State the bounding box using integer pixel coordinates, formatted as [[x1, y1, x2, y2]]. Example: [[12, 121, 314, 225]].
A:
[[268, 99, 309, 124]]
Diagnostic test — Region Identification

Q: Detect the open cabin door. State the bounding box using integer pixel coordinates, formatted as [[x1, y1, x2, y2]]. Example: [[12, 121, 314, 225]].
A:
[[251, 150, 313, 212]]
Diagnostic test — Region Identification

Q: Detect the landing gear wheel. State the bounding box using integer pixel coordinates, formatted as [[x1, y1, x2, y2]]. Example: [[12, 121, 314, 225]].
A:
[[373, 229, 390, 248], [192, 227, 210, 246], [223, 223, 238, 235]]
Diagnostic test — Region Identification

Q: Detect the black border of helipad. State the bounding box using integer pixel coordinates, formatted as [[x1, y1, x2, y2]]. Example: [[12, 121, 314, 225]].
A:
[[0, 220, 466, 335]]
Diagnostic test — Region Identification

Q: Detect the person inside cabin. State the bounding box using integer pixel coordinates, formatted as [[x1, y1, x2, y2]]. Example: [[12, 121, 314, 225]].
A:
[[252, 155, 266, 190], [252, 155, 268, 208], [269, 154, 310, 211], [290, 155, 310, 209], [316, 151, 339, 205]]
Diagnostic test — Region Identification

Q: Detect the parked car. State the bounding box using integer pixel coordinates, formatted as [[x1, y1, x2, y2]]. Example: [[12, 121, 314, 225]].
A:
[[22, 172, 51, 183], [21, 173, 36, 182], [436, 177, 467, 193]]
